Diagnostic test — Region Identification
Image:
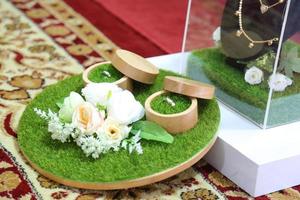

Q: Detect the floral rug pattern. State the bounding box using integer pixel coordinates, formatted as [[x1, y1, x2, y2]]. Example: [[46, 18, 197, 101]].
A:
[[0, 0, 300, 199]]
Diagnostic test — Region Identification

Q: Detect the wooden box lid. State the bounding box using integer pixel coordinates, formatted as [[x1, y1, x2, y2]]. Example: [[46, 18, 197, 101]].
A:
[[111, 49, 159, 84], [164, 76, 215, 99]]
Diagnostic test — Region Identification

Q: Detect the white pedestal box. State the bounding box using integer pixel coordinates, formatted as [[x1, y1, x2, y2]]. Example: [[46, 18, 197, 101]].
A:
[[206, 104, 300, 197], [148, 53, 300, 197]]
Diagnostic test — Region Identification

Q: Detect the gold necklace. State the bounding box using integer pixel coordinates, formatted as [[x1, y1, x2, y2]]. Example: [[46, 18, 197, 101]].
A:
[[259, 0, 285, 14], [235, 0, 279, 48]]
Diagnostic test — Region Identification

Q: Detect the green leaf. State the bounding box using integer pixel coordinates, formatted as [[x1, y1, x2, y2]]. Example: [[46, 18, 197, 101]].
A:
[[246, 52, 275, 73], [292, 61, 300, 73], [106, 90, 112, 100], [284, 63, 294, 78], [280, 45, 300, 76], [287, 47, 298, 59], [96, 103, 106, 111], [57, 92, 85, 123], [131, 121, 174, 144], [56, 98, 64, 108]]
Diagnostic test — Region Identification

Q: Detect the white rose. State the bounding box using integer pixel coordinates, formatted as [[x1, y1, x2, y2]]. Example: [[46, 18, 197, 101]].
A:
[[268, 73, 293, 92], [212, 26, 221, 45], [58, 92, 85, 123], [107, 90, 144, 125], [81, 83, 122, 107], [72, 102, 104, 135], [244, 66, 264, 85], [98, 118, 131, 145]]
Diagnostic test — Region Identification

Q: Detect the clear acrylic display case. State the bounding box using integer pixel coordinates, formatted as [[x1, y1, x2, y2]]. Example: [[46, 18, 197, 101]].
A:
[[182, 0, 300, 128]]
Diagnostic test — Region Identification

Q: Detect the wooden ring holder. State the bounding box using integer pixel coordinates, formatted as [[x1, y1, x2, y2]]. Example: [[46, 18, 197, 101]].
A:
[[82, 61, 133, 91], [145, 90, 198, 134]]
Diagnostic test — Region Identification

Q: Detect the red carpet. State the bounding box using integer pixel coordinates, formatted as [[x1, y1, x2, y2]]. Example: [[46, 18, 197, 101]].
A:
[[1, 0, 300, 199]]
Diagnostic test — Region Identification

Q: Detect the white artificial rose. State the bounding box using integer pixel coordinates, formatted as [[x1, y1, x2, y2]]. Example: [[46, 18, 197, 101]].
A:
[[268, 73, 293, 92], [98, 118, 131, 145], [72, 102, 104, 135], [107, 90, 144, 125], [244, 66, 264, 85], [58, 92, 85, 123], [212, 26, 221, 45], [81, 83, 122, 107]]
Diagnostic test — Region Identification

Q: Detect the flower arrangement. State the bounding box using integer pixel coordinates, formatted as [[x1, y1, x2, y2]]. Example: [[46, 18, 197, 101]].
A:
[[211, 28, 296, 92], [244, 65, 293, 92], [34, 83, 174, 159], [241, 43, 300, 92], [244, 66, 292, 91]]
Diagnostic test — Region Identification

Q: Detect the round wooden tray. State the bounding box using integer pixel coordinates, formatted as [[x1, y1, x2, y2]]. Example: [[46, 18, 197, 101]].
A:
[[18, 73, 220, 190], [21, 138, 216, 190]]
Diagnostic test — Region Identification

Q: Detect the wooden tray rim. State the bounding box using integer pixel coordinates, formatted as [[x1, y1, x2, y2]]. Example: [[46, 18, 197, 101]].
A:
[[19, 133, 218, 190]]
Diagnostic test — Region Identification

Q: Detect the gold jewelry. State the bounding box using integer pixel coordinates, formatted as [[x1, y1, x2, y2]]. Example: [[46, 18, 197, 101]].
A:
[[259, 0, 285, 14], [235, 0, 279, 48]]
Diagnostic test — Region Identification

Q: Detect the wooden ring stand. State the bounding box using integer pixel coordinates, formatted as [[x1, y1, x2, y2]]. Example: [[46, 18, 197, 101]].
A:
[[82, 61, 133, 91], [145, 90, 198, 134]]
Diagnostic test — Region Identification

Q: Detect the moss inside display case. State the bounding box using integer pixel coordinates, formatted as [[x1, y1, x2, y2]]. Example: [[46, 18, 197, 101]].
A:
[[187, 41, 300, 126], [189, 44, 300, 108]]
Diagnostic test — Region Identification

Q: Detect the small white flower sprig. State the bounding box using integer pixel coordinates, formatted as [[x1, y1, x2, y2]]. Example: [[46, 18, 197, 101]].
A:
[[35, 83, 174, 159]]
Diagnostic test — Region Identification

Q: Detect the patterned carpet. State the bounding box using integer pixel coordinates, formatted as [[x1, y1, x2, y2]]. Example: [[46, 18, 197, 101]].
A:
[[1, 0, 300, 199]]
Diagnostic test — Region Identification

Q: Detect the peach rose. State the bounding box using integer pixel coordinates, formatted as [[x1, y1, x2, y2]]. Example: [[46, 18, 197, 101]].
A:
[[97, 118, 131, 147], [72, 102, 104, 135]]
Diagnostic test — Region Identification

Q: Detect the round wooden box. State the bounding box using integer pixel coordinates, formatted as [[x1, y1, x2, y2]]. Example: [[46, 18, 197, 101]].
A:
[[82, 61, 133, 91], [145, 90, 198, 134], [145, 76, 215, 134]]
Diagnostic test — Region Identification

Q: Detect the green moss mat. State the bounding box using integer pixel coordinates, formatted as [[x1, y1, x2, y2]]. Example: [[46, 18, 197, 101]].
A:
[[18, 70, 220, 183], [191, 48, 300, 109], [150, 93, 192, 114], [88, 63, 123, 83]]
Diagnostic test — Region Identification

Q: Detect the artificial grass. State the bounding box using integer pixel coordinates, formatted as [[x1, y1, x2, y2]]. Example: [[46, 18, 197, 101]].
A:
[[150, 92, 192, 114], [190, 47, 300, 109], [18, 70, 220, 183], [88, 63, 123, 83]]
